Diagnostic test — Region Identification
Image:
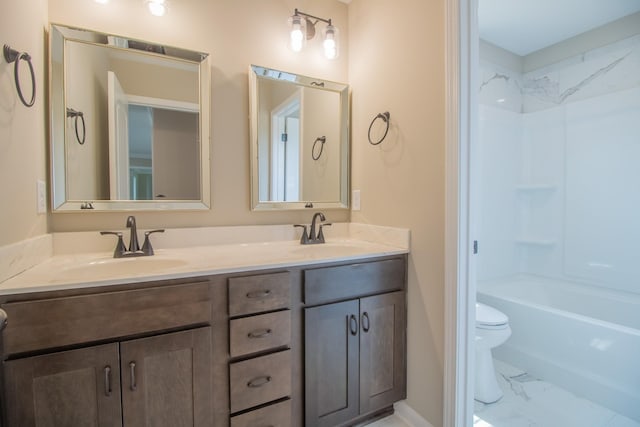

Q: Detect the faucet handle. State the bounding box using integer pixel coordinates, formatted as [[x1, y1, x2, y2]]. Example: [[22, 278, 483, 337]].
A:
[[293, 224, 309, 244], [100, 231, 126, 258], [141, 229, 165, 256], [318, 223, 332, 243]]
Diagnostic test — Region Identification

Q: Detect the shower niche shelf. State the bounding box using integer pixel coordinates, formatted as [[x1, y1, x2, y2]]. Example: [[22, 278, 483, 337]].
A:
[[515, 237, 556, 246]]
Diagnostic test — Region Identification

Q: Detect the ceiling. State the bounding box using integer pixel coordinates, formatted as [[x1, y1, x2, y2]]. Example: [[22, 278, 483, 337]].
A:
[[479, 0, 640, 56]]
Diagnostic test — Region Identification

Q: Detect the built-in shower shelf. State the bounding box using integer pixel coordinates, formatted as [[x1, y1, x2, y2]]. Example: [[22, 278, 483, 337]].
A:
[[515, 238, 556, 246], [516, 184, 557, 192]]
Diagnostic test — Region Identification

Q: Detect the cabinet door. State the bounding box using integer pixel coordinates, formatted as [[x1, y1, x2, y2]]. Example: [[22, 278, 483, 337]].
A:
[[359, 291, 407, 413], [120, 327, 212, 427], [4, 343, 122, 427], [304, 300, 359, 427]]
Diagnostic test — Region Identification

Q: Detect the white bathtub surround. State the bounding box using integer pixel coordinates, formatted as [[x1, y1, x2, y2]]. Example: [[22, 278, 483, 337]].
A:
[[478, 275, 640, 422], [474, 359, 640, 427], [0, 234, 52, 283], [478, 83, 640, 293]]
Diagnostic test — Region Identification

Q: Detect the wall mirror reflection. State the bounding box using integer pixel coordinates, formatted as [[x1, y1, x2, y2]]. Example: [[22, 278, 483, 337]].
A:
[[50, 24, 211, 211], [249, 65, 349, 210]]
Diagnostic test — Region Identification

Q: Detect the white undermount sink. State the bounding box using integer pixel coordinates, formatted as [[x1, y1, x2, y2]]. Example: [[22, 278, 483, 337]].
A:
[[288, 241, 368, 258], [57, 257, 189, 280]]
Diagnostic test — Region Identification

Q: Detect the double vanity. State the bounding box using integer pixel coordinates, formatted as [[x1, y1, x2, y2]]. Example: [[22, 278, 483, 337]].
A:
[[5, 17, 404, 427], [0, 223, 409, 427]]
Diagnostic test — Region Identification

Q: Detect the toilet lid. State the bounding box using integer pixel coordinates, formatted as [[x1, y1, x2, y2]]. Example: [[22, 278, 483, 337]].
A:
[[476, 302, 508, 326]]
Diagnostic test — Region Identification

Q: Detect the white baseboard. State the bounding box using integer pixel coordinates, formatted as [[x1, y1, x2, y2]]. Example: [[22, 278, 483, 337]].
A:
[[394, 401, 435, 427]]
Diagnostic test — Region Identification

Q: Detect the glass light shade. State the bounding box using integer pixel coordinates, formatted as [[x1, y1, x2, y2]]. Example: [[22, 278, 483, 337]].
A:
[[322, 24, 339, 59], [289, 14, 306, 52], [146, 0, 167, 16]]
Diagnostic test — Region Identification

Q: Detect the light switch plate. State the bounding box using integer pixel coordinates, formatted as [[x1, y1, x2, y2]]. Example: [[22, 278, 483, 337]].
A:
[[352, 189, 361, 211]]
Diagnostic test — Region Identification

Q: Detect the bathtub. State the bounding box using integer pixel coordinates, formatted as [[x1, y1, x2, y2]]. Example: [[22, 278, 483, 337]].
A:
[[477, 275, 640, 421]]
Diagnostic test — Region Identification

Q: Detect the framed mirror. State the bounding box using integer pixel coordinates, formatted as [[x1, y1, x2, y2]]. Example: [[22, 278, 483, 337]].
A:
[[49, 24, 211, 211], [249, 65, 349, 210]]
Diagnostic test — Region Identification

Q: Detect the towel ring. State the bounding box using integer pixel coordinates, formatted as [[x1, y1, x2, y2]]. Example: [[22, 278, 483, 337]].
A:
[[67, 108, 86, 145], [3, 45, 36, 108], [368, 111, 390, 145], [312, 136, 326, 160]]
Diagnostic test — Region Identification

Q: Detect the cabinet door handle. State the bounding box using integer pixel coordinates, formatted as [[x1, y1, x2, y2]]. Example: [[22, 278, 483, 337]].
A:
[[248, 328, 272, 339], [246, 289, 271, 299], [104, 366, 112, 397], [247, 375, 272, 388], [129, 361, 137, 391], [362, 312, 370, 333], [349, 314, 358, 336]]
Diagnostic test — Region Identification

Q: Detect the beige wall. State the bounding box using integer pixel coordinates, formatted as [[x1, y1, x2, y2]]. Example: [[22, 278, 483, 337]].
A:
[[0, 0, 49, 246], [348, 0, 446, 425], [65, 41, 109, 200], [2, 1, 448, 424], [47, 0, 350, 232], [301, 87, 341, 201]]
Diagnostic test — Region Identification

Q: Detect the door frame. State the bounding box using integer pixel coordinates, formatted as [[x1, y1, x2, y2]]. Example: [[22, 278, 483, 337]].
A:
[[444, 0, 477, 426], [270, 91, 302, 201]]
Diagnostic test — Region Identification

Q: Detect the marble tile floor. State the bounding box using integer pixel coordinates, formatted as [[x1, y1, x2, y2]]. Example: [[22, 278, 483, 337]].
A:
[[474, 359, 640, 427]]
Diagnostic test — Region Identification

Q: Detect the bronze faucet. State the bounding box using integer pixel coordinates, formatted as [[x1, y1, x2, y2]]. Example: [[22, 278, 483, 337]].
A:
[[101, 216, 164, 258]]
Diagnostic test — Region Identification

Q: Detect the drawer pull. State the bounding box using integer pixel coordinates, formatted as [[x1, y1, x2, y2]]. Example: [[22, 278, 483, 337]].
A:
[[362, 311, 371, 333], [246, 289, 272, 299], [104, 366, 112, 397], [248, 328, 272, 339], [129, 361, 137, 391], [247, 375, 272, 388]]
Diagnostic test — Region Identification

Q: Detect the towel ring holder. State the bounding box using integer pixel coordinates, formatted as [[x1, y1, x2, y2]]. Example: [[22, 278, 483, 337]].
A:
[[3, 45, 36, 108], [368, 111, 390, 145], [67, 108, 86, 145], [312, 136, 326, 160]]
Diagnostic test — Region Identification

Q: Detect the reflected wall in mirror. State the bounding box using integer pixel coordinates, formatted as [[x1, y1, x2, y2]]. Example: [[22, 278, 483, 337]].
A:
[[249, 65, 349, 210], [50, 24, 211, 211]]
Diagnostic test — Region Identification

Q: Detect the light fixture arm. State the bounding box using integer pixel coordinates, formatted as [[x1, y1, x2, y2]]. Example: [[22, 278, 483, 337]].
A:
[[294, 9, 332, 26]]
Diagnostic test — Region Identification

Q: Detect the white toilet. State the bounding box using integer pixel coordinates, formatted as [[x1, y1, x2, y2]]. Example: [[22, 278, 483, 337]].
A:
[[475, 302, 511, 403]]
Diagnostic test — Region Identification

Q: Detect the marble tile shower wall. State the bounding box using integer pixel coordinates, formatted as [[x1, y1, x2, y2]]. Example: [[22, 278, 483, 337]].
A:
[[477, 35, 640, 290], [479, 34, 640, 112]]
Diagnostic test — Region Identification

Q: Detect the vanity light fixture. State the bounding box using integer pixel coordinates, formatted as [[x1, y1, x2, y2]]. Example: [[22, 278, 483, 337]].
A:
[[146, 0, 167, 17], [289, 9, 339, 59]]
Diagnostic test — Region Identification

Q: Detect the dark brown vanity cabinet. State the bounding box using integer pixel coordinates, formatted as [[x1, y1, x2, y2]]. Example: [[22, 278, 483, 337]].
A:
[[0, 282, 214, 427], [0, 255, 407, 427], [4, 328, 212, 427], [304, 259, 407, 427], [228, 272, 294, 427]]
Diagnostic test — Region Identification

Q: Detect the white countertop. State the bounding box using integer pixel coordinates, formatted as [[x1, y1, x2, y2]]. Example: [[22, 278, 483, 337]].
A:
[[0, 223, 410, 295]]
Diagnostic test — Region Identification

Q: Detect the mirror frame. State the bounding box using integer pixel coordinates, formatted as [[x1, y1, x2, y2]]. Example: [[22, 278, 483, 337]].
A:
[[249, 65, 350, 211], [49, 24, 211, 212]]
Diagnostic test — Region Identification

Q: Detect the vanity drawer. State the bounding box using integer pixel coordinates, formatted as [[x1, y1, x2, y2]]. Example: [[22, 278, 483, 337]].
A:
[[230, 310, 291, 358], [228, 272, 290, 317], [230, 399, 291, 427], [1, 282, 211, 355], [229, 349, 291, 413], [304, 258, 405, 305]]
